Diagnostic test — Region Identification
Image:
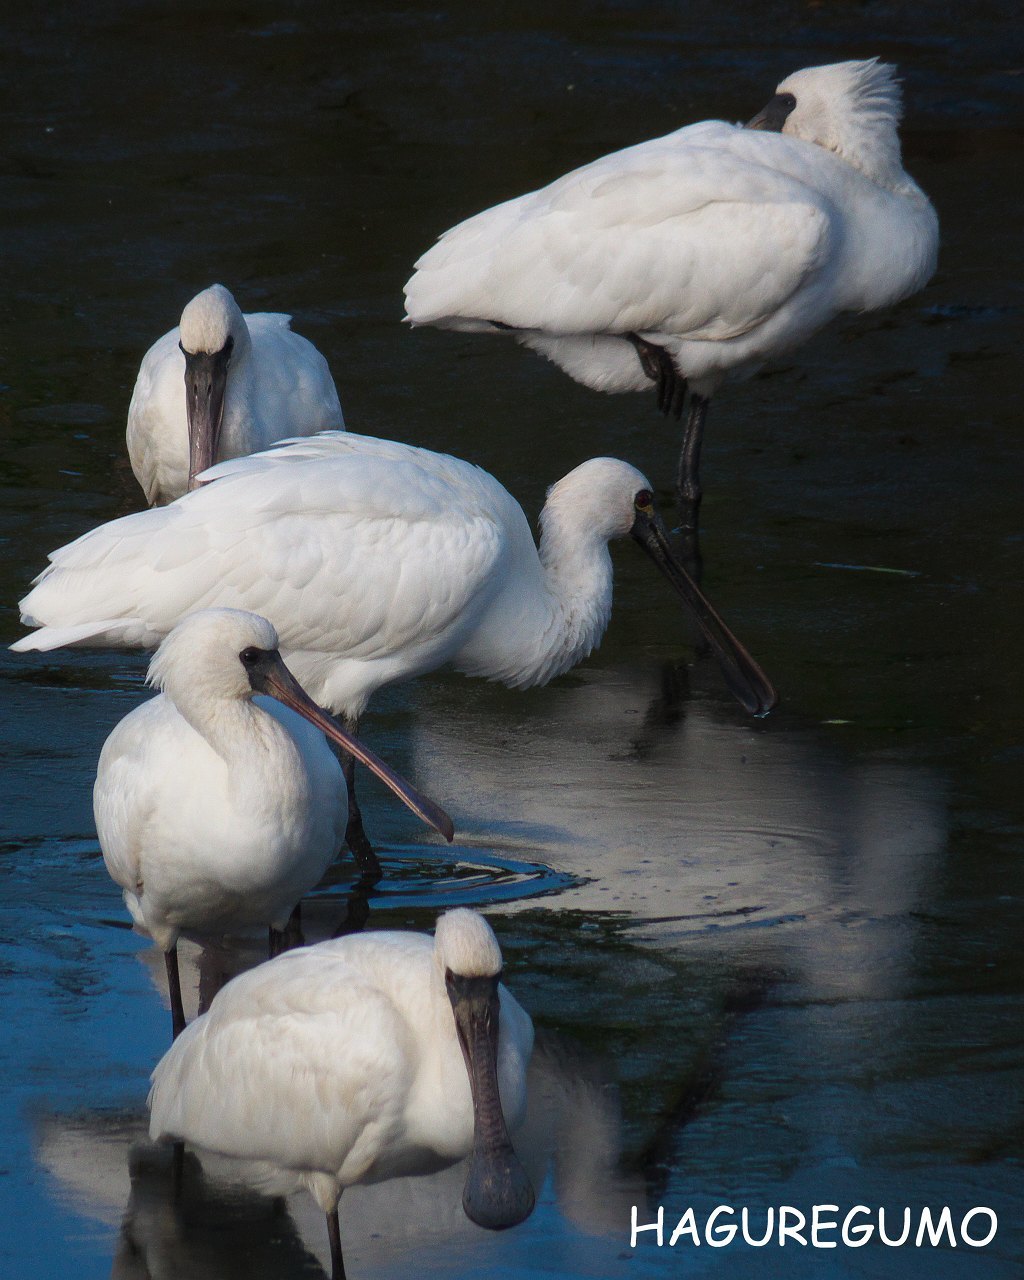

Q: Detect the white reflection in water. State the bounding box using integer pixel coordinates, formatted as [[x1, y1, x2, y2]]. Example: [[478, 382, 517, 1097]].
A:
[[411, 664, 946, 1000], [34, 1034, 644, 1279]]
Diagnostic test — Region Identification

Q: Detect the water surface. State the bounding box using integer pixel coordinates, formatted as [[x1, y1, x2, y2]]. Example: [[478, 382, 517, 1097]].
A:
[[1, 3, 1022, 1276]]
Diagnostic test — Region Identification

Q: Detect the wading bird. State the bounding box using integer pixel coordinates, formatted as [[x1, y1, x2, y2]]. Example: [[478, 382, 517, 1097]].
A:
[[127, 284, 344, 504], [148, 908, 535, 1279], [14, 432, 776, 858], [94, 608, 453, 1037], [404, 59, 938, 568]]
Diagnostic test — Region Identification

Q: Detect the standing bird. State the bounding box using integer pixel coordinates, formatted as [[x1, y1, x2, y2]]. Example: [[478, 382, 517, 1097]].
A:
[[404, 58, 939, 568], [94, 608, 453, 1039], [127, 284, 344, 505], [14, 433, 776, 851], [148, 908, 536, 1279]]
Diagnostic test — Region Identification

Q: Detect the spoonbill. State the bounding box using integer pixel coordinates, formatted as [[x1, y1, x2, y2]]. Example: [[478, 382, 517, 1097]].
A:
[[94, 608, 453, 1038], [148, 908, 536, 1279], [127, 284, 344, 504], [404, 58, 938, 566], [13, 432, 776, 847]]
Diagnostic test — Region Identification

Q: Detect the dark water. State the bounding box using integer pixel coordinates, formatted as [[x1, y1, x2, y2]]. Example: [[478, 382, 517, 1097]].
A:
[[2, 2, 1023, 1276]]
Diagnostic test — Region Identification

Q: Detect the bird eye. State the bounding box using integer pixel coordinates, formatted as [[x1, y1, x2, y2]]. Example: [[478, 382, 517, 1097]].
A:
[[634, 488, 654, 510], [223, 334, 235, 360], [239, 646, 262, 667], [778, 92, 796, 110]]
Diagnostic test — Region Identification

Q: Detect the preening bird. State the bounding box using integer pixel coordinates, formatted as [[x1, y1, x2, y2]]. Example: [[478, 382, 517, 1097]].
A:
[[127, 284, 344, 504], [404, 58, 939, 566], [94, 608, 453, 1038], [148, 908, 536, 1279], [14, 432, 776, 770]]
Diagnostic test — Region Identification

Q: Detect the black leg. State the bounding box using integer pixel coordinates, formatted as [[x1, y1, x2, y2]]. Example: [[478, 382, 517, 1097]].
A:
[[197, 953, 228, 1016], [283, 901, 304, 950], [676, 393, 709, 581], [332, 715, 383, 884], [269, 903, 305, 958], [165, 946, 186, 1040], [331, 879, 372, 939], [326, 1204, 346, 1280], [628, 333, 687, 419]]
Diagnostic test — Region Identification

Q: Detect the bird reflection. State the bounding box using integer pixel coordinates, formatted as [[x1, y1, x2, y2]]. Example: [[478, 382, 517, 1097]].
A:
[[34, 1034, 646, 1280], [112, 1145, 324, 1280], [410, 661, 946, 1004], [133, 879, 374, 1026]]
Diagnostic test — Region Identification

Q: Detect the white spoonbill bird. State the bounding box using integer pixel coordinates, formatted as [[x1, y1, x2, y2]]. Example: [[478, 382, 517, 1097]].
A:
[[14, 431, 776, 737], [404, 58, 938, 566], [127, 284, 344, 504], [94, 608, 453, 1039], [148, 908, 535, 1279]]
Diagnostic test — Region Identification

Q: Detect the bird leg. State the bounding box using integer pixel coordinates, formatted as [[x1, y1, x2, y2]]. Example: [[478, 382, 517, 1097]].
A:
[[331, 879, 372, 939], [326, 1203, 346, 1280], [283, 901, 304, 949], [340, 746, 383, 884], [628, 333, 687, 418], [324, 713, 383, 884], [164, 946, 186, 1039], [269, 903, 304, 958], [676, 393, 709, 581]]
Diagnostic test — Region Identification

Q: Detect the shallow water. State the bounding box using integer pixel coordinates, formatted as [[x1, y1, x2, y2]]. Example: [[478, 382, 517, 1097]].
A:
[[1, 2, 1023, 1277]]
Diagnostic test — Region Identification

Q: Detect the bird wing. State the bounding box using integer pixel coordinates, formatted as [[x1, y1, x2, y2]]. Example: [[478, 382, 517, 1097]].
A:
[[15, 436, 511, 674], [244, 315, 346, 437], [126, 328, 186, 506], [405, 122, 835, 342], [92, 699, 168, 899], [148, 949, 419, 1175]]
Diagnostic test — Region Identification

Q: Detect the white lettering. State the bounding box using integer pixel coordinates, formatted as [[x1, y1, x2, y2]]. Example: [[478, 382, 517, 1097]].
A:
[[842, 1206, 874, 1246], [916, 1206, 956, 1248], [960, 1208, 997, 1247], [705, 1205, 737, 1247], [779, 1206, 808, 1246], [812, 1204, 838, 1248], [879, 1207, 911, 1246], [668, 1207, 701, 1246], [630, 1205, 664, 1247], [741, 1207, 774, 1246]]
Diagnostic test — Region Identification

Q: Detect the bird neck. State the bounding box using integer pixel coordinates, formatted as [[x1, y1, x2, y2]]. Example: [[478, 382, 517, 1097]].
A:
[[529, 510, 615, 684], [175, 692, 288, 771], [452, 497, 616, 690]]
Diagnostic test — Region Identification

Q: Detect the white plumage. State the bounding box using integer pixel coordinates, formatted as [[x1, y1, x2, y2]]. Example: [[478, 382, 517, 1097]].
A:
[[127, 284, 344, 505], [13, 431, 775, 716], [148, 909, 535, 1276], [95, 610, 347, 955], [93, 608, 453, 1035], [404, 59, 938, 549]]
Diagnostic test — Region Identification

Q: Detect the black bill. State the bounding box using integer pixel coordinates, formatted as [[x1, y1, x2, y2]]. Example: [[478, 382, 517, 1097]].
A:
[[745, 91, 797, 132], [249, 649, 455, 843], [182, 337, 233, 491], [447, 970, 535, 1231]]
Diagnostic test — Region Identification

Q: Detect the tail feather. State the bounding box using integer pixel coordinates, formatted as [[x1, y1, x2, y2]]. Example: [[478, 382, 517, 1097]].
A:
[[10, 619, 148, 653]]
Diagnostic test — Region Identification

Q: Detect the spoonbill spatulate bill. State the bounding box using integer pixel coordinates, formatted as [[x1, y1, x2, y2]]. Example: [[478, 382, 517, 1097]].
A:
[[13, 432, 776, 738], [127, 284, 345, 505], [148, 908, 535, 1279], [404, 58, 939, 566], [94, 609, 454, 1039]]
